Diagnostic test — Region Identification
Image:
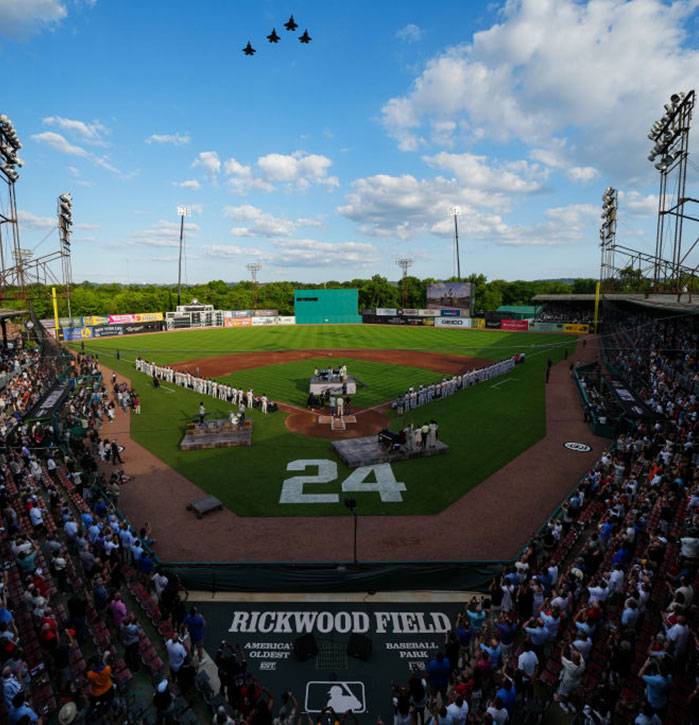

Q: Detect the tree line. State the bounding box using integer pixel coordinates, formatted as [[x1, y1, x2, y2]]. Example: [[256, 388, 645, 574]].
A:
[[5, 276, 599, 320]]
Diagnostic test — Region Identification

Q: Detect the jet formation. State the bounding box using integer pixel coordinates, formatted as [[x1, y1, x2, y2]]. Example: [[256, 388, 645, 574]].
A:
[[243, 13, 311, 56]]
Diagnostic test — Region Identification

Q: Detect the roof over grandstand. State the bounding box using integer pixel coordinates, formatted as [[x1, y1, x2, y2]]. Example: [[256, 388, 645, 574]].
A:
[[532, 293, 699, 312], [0, 308, 27, 319]]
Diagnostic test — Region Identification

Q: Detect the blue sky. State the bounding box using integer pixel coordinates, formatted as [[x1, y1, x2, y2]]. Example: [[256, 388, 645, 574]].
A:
[[2, 0, 699, 285]]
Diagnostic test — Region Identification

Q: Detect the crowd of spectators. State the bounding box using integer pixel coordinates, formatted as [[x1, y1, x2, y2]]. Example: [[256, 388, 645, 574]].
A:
[[3, 306, 699, 724], [385, 313, 698, 724], [536, 304, 594, 325]]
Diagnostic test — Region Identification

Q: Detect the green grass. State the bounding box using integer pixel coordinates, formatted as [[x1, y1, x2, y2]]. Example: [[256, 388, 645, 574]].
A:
[[216, 357, 447, 409], [69, 325, 576, 517]]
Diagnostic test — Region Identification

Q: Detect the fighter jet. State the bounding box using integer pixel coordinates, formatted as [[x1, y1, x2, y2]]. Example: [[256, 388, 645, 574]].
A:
[[243, 41, 256, 55], [284, 14, 298, 31], [267, 28, 280, 43], [299, 29, 311, 44]]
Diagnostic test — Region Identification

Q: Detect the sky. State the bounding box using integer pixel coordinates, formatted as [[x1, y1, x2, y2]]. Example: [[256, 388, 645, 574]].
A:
[[1, 0, 699, 286]]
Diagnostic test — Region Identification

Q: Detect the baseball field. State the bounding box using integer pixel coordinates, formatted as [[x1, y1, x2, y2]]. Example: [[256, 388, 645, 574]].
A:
[[69, 325, 576, 517]]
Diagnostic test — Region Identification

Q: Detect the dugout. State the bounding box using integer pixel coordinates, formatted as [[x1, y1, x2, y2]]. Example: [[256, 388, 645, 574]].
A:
[[294, 289, 361, 324]]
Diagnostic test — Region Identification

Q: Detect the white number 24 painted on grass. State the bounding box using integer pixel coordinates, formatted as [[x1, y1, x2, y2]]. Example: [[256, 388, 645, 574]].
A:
[[279, 459, 406, 504]]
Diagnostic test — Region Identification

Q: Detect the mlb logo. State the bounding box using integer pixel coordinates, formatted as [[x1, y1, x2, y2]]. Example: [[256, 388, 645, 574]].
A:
[[305, 681, 366, 714]]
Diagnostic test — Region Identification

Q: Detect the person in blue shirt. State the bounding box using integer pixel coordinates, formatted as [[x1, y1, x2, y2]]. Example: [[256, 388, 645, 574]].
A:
[[182, 606, 207, 664], [426, 651, 450, 698], [454, 613, 472, 659], [496, 679, 517, 720], [8, 691, 40, 724], [496, 616, 518, 661], [639, 658, 671, 714]]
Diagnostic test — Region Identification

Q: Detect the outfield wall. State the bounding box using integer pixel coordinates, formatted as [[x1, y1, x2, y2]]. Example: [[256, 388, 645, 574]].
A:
[[295, 289, 362, 324]]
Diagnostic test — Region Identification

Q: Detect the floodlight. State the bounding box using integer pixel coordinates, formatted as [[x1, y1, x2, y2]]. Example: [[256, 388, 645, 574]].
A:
[[655, 160, 667, 171], [670, 93, 682, 104], [177, 206, 191, 217], [664, 103, 675, 113], [14, 158, 22, 168]]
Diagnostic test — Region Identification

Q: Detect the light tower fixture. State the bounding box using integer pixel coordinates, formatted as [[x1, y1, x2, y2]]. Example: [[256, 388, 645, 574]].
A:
[[599, 187, 617, 291], [58, 193, 74, 318], [176, 206, 191, 306], [646, 90, 696, 294], [395, 257, 413, 309], [246, 262, 263, 310], [447, 206, 461, 282]]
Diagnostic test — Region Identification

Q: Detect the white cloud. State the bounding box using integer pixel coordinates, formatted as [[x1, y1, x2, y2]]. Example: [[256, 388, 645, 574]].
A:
[[270, 239, 379, 268], [380, 0, 699, 181], [566, 166, 600, 184], [207, 244, 263, 259], [18, 210, 56, 229], [130, 219, 199, 248], [0, 0, 67, 41], [78, 223, 102, 231], [31, 131, 89, 157], [257, 152, 339, 191], [337, 172, 514, 239], [619, 190, 659, 217], [224, 151, 339, 193], [146, 133, 191, 146], [191, 151, 221, 181], [42, 116, 108, 144], [174, 179, 201, 190], [396, 24, 423, 43], [223, 204, 319, 237], [423, 151, 543, 192], [32, 131, 130, 177]]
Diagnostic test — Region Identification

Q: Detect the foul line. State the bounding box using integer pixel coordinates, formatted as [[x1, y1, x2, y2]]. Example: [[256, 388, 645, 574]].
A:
[[490, 377, 517, 389]]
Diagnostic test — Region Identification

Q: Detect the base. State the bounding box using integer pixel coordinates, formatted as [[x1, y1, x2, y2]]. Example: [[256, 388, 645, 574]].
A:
[[179, 418, 253, 450], [331, 435, 449, 468]]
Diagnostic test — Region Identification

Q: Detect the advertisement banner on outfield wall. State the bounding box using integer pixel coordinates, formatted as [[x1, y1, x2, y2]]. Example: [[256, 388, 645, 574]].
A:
[[472, 318, 485, 328], [275, 316, 296, 325], [252, 317, 274, 326], [530, 322, 565, 333], [121, 321, 163, 335], [435, 317, 469, 328], [59, 317, 82, 329], [423, 318, 435, 326], [564, 323, 590, 334], [93, 325, 125, 338], [233, 310, 253, 317], [82, 315, 110, 327], [440, 309, 461, 317], [63, 327, 93, 341], [501, 319, 529, 331], [108, 312, 164, 324], [418, 309, 439, 317], [376, 308, 397, 316], [485, 320, 501, 329], [253, 309, 278, 317], [398, 308, 419, 316], [224, 317, 252, 327]]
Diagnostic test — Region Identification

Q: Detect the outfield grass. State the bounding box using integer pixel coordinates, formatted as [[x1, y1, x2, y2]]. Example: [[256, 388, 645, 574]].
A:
[[216, 357, 447, 408], [69, 325, 577, 517]]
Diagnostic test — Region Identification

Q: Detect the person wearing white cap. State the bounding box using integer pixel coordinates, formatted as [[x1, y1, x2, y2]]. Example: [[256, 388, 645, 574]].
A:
[[214, 704, 235, 724], [153, 678, 175, 724]]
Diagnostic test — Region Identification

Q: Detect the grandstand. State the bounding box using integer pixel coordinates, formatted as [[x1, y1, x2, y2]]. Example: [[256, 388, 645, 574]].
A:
[[0, 292, 695, 725]]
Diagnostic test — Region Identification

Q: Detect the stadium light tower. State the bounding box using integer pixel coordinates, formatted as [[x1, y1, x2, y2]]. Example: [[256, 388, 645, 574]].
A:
[[646, 90, 695, 295], [58, 193, 74, 318], [247, 262, 262, 310], [395, 257, 413, 309], [448, 206, 461, 282], [177, 206, 191, 306], [599, 187, 617, 292]]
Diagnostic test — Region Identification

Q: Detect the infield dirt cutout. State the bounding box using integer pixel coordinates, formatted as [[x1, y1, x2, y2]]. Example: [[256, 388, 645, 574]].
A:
[[171, 348, 495, 439]]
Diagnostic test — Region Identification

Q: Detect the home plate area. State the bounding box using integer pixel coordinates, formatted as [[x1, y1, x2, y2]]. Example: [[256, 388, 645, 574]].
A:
[[318, 415, 356, 431]]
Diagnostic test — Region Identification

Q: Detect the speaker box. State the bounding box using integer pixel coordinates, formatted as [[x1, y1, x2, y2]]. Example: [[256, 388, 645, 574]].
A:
[[292, 633, 318, 661], [347, 633, 372, 660]]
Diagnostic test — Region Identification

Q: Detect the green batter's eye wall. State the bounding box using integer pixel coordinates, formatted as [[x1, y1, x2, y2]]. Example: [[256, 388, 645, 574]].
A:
[[294, 288, 362, 324]]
